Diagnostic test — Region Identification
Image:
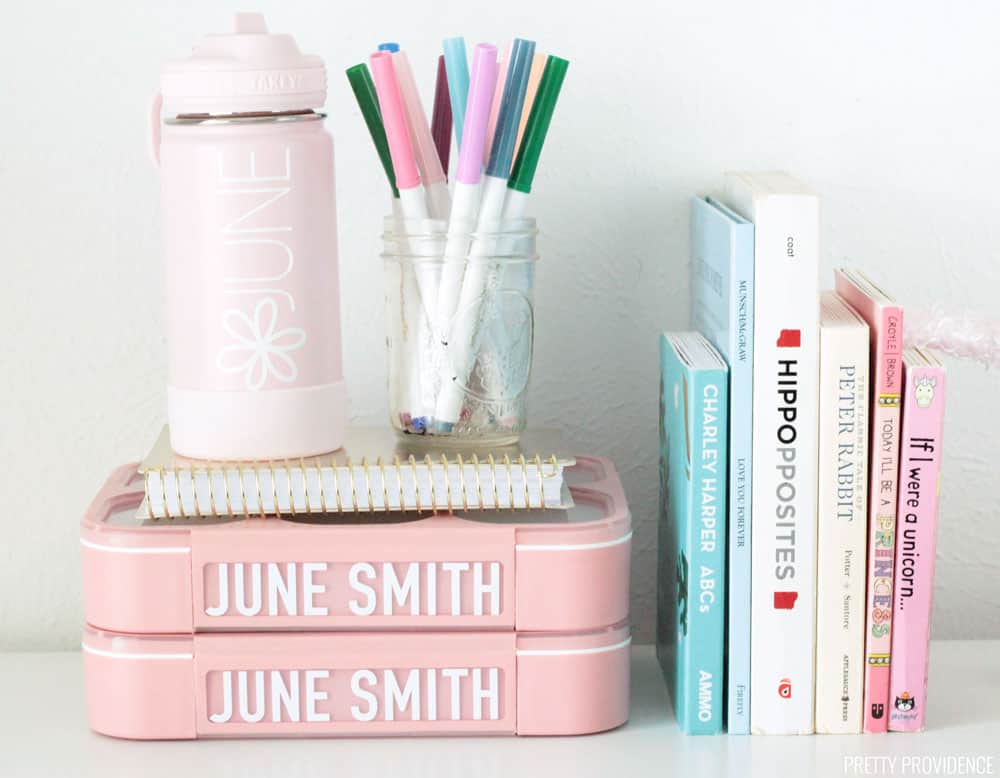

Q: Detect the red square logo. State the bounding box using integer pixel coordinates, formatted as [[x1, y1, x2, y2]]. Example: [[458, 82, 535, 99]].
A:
[[776, 329, 801, 348]]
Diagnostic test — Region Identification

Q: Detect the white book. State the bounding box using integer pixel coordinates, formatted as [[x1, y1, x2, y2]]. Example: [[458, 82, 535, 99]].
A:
[[815, 292, 870, 733], [726, 172, 820, 734]]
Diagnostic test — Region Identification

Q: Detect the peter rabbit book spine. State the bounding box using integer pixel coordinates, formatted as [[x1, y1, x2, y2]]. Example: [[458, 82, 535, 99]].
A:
[[814, 292, 870, 734], [888, 349, 946, 733], [656, 332, 728, 734], [690, 195, 755, 734], [834, 268, 904, 733], [726, 172, 820, 734]]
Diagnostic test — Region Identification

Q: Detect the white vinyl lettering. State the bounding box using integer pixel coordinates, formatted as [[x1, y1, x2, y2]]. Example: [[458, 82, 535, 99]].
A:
[[385, 563, 420, 616], [304, 670, 330, 722], [442, 667, 468, 721], [348, 562, 377, 616], [473, 562, 501, 616], [426, 561, 437, 616], [472, 668, 500, 721], [238, 671, 266, 723], [385, 669, 421, 722], [442, 562, 469, 615], [302, 562, 328, 616], [271, 670, 300, 722], [350, 670, 378, 722], [426, 668, 438, 721], [209, 670, 233, 723], [234, 563, 262, 616], [206, 563, 229, 617], [267, 562, 296, 616]]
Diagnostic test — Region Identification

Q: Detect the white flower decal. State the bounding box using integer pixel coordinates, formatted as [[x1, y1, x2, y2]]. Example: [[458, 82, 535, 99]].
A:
[[216, 299, 306, 390]]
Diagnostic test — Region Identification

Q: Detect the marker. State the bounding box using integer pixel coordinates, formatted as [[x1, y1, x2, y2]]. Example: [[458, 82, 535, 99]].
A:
[[434, 38, 536, 427], [370, 51, 432, 425], [442, 37, 470, 149], [479, 38, 536, 226], [505, 55, 570, 219], [377, 42, 400, 52], [345, 63, 399, 204], [370, 51, 436, 334], [392, 51, 451, 220], [430, 55, 452, 176], [514, 52, 547, 159], [481, 54, 570, 398], [482, 42, 511, 166], [434, 44, 500, 357], [369, 52, 427, 224]]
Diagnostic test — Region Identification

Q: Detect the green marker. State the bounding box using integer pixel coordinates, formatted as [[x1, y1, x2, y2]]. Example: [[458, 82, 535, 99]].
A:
[[346, 63, 399, 199], [506, 55, 569, 209]]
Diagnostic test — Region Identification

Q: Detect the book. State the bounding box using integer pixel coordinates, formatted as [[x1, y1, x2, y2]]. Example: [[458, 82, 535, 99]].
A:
[[140, 426, 574, 518], [814, 292, 870, 733], [834, 268, 905, 732], [656, 331, 728, 734], [888, 348, 946, 732], [726, 172, 820, 734], [690, 195, 755, 734]]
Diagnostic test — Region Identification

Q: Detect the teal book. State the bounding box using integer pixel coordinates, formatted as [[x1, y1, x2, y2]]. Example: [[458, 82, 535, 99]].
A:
[[690, 195, 754, 734], [657, 332, 729, 734]]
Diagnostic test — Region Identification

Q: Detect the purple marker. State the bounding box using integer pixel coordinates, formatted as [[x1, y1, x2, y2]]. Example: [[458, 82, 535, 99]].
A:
[[434, 43, 499, 346]]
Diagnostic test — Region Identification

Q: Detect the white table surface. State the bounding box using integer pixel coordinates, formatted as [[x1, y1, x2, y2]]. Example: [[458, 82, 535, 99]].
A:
[[2, 642, 997, 778]]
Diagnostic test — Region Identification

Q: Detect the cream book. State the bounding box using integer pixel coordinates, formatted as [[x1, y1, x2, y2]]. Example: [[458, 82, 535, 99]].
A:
[[815, 292, 870, 733], [140, 427, 575, 518], [726, 172, 820, 735]]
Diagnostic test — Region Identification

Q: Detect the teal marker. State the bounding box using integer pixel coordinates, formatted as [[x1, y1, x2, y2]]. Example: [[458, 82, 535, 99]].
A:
[[442, 37, 470, 149]]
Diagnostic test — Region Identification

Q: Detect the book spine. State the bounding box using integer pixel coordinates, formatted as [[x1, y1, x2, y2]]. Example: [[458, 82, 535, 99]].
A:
[[814, 325, 869, 733], [888, 364, 946, 732], [681, 369, 727, 734], [655, 336, 681, 727], [746, 194, 820, 734], [862, 307, 904, 733], [726, 232, 754, 735]]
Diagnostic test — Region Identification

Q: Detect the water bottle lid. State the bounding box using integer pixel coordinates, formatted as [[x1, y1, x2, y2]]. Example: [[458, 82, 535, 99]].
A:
[[161, 13, 326, 116]]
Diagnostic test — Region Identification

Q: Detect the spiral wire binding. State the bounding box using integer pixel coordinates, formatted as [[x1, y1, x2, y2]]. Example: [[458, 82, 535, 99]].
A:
[[148, 449, 564, 520]]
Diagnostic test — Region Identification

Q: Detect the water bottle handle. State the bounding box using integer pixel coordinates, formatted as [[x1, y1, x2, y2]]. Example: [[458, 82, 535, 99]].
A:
[[147, 91, 162, 168]]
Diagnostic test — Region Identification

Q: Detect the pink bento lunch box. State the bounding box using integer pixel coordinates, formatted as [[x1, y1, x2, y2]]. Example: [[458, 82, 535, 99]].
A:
[[80, 457, 633, 738]]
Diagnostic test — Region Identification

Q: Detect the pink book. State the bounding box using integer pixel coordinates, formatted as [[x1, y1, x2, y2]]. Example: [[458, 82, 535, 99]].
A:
[[834, 268, 904, 732], [888, 349, 946, 732]]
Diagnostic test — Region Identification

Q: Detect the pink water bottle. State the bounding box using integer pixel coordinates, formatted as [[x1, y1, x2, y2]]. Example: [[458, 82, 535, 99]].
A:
[[150, 13, 345, 460]]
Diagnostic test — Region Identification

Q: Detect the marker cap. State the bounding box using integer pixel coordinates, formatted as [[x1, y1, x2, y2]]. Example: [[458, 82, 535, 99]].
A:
[[485, 38, 536, 179], [509, 56, 569, 194], [456, 44, 499, 185], [370, 51, 421, 190], [392, 51, 447, 186], [345, 63, 399, 198], [443, 37, 470, 145]]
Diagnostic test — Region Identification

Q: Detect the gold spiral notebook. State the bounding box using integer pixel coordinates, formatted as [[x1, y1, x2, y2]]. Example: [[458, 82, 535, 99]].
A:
[[139, 426, 575, 519]]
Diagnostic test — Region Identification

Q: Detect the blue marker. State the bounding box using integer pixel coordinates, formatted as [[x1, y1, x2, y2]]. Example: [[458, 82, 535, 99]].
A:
[[442, 37, 470, 149], [377, 42, 400, 52], [484, 38, 535, 181]]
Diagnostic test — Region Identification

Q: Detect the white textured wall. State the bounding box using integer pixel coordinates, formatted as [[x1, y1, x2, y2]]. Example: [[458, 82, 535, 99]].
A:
[[2, 0, 998, 649]]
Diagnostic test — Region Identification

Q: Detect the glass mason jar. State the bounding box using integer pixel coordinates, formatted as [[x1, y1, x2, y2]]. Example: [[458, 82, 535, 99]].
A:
[[382, 218, 538, 444]]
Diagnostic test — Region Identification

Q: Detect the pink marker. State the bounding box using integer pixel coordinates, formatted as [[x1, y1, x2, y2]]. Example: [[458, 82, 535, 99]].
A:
[[482, 42, 511, 166], [392, 50, 451, 220], [371, 50, 435, 421], [435, 44, 499, 354], [370, 52, 427, 223]]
